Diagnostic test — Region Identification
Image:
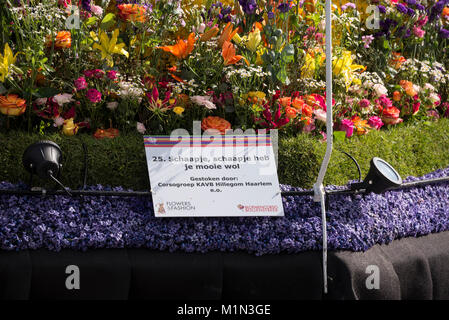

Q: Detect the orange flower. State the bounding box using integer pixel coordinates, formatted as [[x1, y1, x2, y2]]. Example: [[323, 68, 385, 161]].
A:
[[351, 116, 371, 135], [159, 33, 196, 59], [222, 41, 248, 66], [218, 22, 239, 48], [291, 97, 305, 110], [200, 27, 219, 42], [117, 4, 146, 22], [381, 106, 403, 125], [0, 94, 27, 116], [300, 104, 314, 117], [46, 31, 71, 49], [201, 116, 231, 134], [443, 7, 449, 18], [93, 128, 120, 139], [285, 107, 298, 119], [278, 97, 291, 108], [393, 91, 402, 102], [399, 80, 417, 97], [390, 52, 406, 69]]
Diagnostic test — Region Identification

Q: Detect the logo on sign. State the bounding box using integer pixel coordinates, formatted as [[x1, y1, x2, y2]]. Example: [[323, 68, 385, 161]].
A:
[[157, 203, 166, 214], [237, 204, 279, 213]]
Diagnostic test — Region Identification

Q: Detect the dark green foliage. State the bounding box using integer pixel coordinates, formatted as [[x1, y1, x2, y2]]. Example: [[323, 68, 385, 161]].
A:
[[1, 119, 449, 190]]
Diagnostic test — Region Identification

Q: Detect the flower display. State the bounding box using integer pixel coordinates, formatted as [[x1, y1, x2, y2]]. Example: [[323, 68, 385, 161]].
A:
[[0, 0, 448, 138], [0, 94, 26, 116]]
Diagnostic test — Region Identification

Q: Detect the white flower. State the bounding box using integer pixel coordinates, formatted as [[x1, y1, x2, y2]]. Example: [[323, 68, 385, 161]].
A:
[[106, 101, 119, 110], [53, 116, 64, 127], [430, 93, 440, 104], [191, 95, 216, 109], [35, 98, 48, 106], [53, 93, 74, 106], [136, 122, 146, 134], [373, 83, 388, 97], [424, 83, 435, 92], [314, 109, 327, 123]]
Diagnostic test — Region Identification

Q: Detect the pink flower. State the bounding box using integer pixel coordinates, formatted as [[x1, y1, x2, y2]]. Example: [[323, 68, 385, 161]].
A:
[[368, 116, 384, 130], [93, 69, 105, 79], [74, 77, 88, 90], [340, 119, 354, 138], [417, 16, 428, 27], [413, 26, 425, 38], [106, 70, 118, 80], [86, 89, 102, 103], [91, 4, 103, 16], [314, 109, 327, 122], [84, 70, 95, 78], [359, 99, 371, 109], [412, 102, 420, 115], [442, 102, 449, 118], [53, 116, 65, 127]]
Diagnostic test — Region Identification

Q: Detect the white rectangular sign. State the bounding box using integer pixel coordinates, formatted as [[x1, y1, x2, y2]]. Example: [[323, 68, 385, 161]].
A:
[[144, 135, 284, 217]]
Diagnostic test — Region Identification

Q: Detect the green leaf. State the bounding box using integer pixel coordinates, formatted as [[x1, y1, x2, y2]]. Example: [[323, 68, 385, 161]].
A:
[[85, 16, 98, 26], [276, 67, 288, 84], [333, 131, 346, 142], [34, 87, 60, 98], [100, 13, 116, 30]]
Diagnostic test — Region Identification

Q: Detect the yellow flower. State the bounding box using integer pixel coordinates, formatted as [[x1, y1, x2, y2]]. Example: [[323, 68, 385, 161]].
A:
[[62, 118, 79, 136], [92, 29, 129, 67], [246, 29, 261, 52], [301, 48, 325, 79], [333, 50, 365, 91], [0, 44, 19, 82], [173, 106, 185, 115]]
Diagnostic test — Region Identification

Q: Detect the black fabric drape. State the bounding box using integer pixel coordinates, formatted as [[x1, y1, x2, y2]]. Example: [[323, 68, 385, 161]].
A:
[[1, 231, 449, 300]]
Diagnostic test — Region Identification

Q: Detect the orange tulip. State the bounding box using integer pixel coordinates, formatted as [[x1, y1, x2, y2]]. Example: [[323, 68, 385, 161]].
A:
[[159, 33, 196, 59], [46, 31, 71, 49], [0, 94, 26, 116], [222, 41, 248, 66], [218, 22, 239, 48], [117, 4, 147, 22]]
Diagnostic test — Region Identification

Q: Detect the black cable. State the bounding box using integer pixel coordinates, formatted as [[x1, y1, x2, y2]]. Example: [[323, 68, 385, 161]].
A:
[[337, 149, 362, 183]]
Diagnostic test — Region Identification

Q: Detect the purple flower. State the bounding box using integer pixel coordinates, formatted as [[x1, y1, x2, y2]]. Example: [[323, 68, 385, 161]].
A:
[[396, 3, 408, 14], [341, 2, 356, 11], [81, 0, 91, 12], [238, 0, 257, 15], [1, 167, 449, 255], [440, 28, 449, 39], [277, 2, 291, 13]]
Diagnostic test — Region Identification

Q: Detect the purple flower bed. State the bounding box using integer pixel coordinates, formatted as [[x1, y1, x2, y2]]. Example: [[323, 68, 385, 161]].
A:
[[1, 167, 449, 255]]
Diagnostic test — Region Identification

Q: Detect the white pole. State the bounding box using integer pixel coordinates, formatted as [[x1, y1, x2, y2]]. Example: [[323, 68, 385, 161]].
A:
[[313, 0, 333, 295]]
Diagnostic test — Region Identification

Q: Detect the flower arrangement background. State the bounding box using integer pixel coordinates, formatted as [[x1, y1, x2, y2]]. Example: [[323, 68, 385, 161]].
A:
[[0, 0, 449, 139]]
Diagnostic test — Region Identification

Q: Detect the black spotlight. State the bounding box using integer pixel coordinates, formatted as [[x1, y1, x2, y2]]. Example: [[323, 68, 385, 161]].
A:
[[351, 157, 402, 194], [23, 140, 63, 179]]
